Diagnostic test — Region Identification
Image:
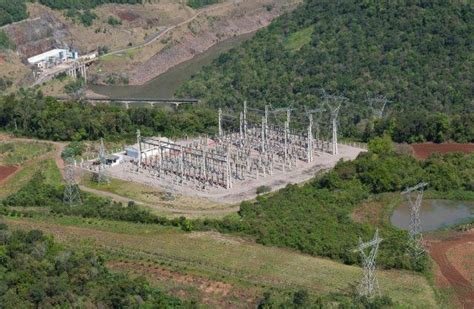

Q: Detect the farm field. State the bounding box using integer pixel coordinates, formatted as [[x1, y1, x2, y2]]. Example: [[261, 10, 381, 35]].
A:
[[0, 138, 58, 195], [4, 215, 439, 308], [411, 143, 474, 160]]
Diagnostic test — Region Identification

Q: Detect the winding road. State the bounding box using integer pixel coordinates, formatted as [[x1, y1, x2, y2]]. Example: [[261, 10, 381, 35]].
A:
[[428, 231, 474, 308]]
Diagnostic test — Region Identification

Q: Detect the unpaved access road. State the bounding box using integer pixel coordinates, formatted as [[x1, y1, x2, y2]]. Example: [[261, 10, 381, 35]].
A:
[[427, 231, 474, 308]]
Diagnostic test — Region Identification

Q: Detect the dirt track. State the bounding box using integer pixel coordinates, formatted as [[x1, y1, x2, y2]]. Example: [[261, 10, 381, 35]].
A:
[[0, 166, 18, 183], [428, 231, 474, 308]]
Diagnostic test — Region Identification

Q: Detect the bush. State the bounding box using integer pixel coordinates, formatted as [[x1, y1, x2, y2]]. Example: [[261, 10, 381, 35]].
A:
[[107, 16, 122, 26], [256, 185, 271, 195]]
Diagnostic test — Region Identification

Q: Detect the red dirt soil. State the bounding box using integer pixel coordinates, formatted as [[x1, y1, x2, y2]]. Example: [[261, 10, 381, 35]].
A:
[[0, 165, 18, 183], [411, 143, 474, 160], [427, 231, 474, 308]]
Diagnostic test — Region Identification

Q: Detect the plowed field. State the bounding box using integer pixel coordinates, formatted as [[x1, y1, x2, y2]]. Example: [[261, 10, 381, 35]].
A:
[[411, 143, 474, 159]]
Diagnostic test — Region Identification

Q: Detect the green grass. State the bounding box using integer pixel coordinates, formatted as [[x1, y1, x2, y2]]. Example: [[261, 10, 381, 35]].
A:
[[0, 158, 61, 199], [81, 173, 227, 213], [0, 141, 53, 165], [284, 26, 314, 52], [5, 215, 439, 308]]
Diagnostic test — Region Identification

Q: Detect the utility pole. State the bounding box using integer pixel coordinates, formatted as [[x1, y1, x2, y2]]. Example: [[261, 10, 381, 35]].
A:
[[243, 101, 248, 138], [239, 111, 244, 144], [63, 160, 82, 206], [357, 229, 383, 298], [218, 108, 223, 137], [97, 138, 109, 183], [136, 129, 142, 168], [402, 182, 428, 258], [307, 114, 313, 162]]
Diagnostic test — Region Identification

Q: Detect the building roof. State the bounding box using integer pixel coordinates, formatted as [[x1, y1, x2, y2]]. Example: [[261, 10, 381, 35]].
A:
[[27, 49, 68, 64]]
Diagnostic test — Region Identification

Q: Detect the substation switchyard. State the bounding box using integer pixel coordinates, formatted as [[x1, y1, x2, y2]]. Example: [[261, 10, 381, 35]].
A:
[[79, 101, 367, 203]]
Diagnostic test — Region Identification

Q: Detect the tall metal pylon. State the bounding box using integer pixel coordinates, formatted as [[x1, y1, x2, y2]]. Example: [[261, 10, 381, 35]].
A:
[[97, 138, 109, 183], [322, 91, 346, 155], [366, 93, 389, 119], [218, 108, 223, 137], [357, 229, 383, 298], [137, 129, 142, 168], [63, 160, 82, 206], [243, 101, 248, 138], [402, 182, 428, 257]]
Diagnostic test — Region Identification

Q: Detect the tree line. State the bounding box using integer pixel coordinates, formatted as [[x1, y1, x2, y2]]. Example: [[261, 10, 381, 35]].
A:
[[177, 0, 473, 143], [0, 89, 217, 141], [0, 224, 189, 307]]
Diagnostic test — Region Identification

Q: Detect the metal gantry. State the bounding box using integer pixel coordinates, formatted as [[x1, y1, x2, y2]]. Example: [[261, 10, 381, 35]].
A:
[[322, 91, 346, 155], [128, 97, 357, 191], [357, 229, 383, 298], [402, 182, 428, 257], [63, 160, 82, 206]]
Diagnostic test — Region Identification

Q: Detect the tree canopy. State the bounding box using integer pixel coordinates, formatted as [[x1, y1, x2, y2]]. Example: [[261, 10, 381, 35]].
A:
[[177, 0, 474, 143]]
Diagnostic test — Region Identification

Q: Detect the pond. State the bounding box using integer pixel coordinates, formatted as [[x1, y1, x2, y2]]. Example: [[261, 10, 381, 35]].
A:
[[89, 32, 256, 99], [390, 199, 474, 232]]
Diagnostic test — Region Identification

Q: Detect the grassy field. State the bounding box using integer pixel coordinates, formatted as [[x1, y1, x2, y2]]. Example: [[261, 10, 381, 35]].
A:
[[81, 174, 231, 213], [4, 215, 439, 308], [0, 140, 59, 199], [284, 26, 314, 52], [0, 141, 54, 165]]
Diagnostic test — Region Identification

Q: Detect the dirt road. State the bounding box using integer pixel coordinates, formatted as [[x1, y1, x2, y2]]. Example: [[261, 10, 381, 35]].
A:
[[79, 185, 239, 217], [428, 231, 474, 308]]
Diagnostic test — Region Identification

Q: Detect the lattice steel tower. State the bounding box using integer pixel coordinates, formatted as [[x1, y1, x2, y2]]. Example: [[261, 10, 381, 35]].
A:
[[402, 182, 428, 257], [366, 93, 390, 119], [322, 92, 346, 155], [357, 229, 383, 298], [63, 161, 82, 206], [97, 138, 109, 183]]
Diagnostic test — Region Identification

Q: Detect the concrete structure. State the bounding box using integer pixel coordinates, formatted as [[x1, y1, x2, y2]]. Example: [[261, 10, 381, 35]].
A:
[[28, 48, 78, 69]]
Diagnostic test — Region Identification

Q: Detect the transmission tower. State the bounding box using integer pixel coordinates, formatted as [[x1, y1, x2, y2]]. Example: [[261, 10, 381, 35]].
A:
[[402, 182, 428, 257], [322, 91, 346, 155], [97, 138, 109, 183], [366, 93, 389, 119], [63, 161, 82, 206], [357, 229, 383, 298]]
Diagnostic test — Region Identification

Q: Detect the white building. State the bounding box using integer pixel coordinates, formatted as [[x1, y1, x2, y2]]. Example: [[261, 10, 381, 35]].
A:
[[27, 49, 78, 69]]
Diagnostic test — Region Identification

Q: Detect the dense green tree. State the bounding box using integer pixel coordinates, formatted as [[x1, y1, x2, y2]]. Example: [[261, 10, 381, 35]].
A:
[[0, 90, 217, 141], [177, 0, 473, 143], [0, 225, 185, 307]]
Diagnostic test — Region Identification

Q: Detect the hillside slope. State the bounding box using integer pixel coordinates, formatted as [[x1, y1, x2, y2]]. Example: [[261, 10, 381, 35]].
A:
[[178, 0, 473, 143]]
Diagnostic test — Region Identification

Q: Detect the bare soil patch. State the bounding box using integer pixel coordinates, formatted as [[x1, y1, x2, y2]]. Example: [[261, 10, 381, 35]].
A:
[[411, 143, 474, 160], [117, 10, 140, 22], [427, 230, 474, 308], [0, 165, 19, 183]]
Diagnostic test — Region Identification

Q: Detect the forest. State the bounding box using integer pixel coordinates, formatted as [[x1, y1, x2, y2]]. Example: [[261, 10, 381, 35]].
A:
[[177, 0, 473, 143], [0, 225, 187, 307], [0, 0, 141, 27], [0, 90, 217, 141], [0, 0, 28, 27], [186, 0, 220, 9]]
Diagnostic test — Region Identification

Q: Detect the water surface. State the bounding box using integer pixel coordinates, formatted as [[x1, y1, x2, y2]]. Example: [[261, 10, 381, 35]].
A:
[[390, 199, 474, 231], [89, 32, 255, 99]]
